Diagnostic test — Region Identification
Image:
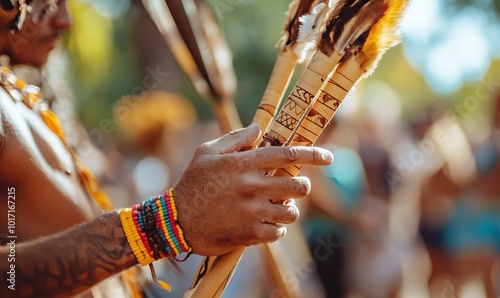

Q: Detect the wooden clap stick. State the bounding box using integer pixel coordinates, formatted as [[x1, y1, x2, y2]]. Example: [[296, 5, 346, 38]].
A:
[[185, 247, 244, 298], [253, 0, 330, 140], [251, 2, 412, 293], [259, 50, 344, 148], [274, 58, 364, 177], [253, 49, 299, 138], [247, 3, 332, 294], [187, 1, 394, 297], [260, 0, 391, 148], [261, 1, 394, 296], [187, 1, 392, 297], [187, 2, 334, 297], [275, 0, 412, 178], [188, 0, 409, 296], [187, 4, 347, 298]]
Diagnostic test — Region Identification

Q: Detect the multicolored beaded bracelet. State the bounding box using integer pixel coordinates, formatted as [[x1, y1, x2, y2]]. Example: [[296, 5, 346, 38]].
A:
[[120, 189, 192, 264], [119, 189, 192, 291]]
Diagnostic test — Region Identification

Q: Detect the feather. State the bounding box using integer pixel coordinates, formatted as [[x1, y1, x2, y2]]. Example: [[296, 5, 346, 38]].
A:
[[281, 0, 316, 46], [297, 3, 329, 43], [334, 0, 390, 52], [358, 0, 412, 77], [294, 2, 332, 61], [278, 0, 335, 62], [319, 0, 390, 56]]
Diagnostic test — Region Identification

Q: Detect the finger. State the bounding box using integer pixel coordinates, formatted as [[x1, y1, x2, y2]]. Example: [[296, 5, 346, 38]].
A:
[[206, 123, 261, 154], [259, 203, 300, 225], [237, 174, 311, 199], [240, 146, 333, 170], [246, 224, 287, 246]]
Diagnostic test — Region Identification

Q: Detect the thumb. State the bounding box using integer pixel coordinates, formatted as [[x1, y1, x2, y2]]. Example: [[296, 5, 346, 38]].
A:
[[209, 123, 261, 154]]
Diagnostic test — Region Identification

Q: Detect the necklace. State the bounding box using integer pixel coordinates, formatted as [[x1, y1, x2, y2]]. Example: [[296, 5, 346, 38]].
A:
[[0, 65, 113, 212]]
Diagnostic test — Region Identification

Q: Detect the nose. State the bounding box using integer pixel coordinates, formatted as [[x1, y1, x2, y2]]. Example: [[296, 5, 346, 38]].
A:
[[51, 3, 71, 31]]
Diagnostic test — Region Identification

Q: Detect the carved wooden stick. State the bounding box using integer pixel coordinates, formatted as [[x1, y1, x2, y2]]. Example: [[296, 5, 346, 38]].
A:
[[187, 1, 392, 297]]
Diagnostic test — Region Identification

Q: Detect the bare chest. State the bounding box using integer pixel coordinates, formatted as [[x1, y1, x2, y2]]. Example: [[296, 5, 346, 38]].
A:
[[0, 95, 97, 240]]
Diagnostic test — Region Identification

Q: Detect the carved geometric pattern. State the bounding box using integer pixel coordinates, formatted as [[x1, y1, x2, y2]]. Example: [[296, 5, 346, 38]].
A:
[[283, 97, 305, 118], [292, 86, 315, 105], [276, 111, 298, 130]]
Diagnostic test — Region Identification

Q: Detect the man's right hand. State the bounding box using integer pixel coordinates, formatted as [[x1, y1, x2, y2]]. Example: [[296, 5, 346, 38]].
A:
[[172, 123, 333, 256]]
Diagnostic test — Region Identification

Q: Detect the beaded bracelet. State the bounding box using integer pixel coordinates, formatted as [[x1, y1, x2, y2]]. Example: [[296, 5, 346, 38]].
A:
[[119, 209, 154, 266], [120, 189, 192, 264], [120, 189, 192, 291]]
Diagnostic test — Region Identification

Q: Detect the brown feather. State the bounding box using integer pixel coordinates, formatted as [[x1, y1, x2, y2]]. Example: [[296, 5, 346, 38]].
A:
[[319, 0, 390, 56], [282, 0, 317, 47], [281, 0, 332, 48], [358, 0, 412, 77], [319, 0, 352, 54], [335, 0, 390, 52]]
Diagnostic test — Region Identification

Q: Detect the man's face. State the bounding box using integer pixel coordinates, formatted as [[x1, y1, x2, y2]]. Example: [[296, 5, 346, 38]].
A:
[[5, 0, 71, 67]]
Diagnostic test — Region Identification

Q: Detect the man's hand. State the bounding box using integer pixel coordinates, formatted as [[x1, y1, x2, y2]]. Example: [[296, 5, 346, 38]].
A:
[[173, 124, 333, 256]]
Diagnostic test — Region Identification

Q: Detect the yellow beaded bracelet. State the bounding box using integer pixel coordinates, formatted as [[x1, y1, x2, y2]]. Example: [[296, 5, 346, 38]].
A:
[[120, 209, 154, 266]]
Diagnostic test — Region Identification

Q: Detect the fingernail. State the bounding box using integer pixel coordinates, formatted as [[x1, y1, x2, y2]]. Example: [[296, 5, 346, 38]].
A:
[[279, 227, 287, 239], [230, 124, 259, 135], [248, 123, 260, 130], [319, 149, 333, 163]]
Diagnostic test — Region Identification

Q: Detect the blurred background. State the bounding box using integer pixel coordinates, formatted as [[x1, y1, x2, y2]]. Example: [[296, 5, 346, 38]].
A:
[[30, 0, 500, 297]]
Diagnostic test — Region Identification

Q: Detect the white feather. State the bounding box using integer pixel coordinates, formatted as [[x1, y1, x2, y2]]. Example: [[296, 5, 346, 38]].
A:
[[294, 2, 330, 61], [297, 3, 328, 43]]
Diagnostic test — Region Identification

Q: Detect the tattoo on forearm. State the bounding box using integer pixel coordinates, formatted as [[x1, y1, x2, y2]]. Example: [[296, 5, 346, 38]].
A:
[[2, 212, 137, 297]]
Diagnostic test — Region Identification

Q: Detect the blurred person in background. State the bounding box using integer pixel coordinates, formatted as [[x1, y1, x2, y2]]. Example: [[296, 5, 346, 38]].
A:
[[442, 92, 500, 298], [418, 151, 462, 297], [417, 96, 500, 297], [302, 113, 403, 298], [0, 1, 334, 297]]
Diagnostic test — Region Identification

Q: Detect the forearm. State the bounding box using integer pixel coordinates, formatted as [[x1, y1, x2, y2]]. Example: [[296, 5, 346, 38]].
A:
[[0, 212, 137, 298]]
